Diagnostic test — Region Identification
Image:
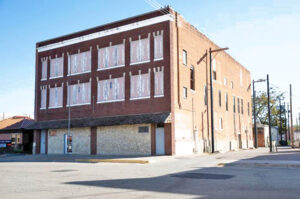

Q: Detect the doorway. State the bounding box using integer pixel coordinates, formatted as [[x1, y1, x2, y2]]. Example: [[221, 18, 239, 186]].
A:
[[155, 127, 165, 155], [40, 130, 46, 154]]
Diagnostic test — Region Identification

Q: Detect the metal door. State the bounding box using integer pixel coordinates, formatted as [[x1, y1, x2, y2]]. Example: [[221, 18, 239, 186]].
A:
[[155, 127, 165, 155], [40, 130, 46, 154]]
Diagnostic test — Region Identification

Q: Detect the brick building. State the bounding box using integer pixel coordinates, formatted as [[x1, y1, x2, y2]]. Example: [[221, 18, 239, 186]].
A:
[[31, 7, 253, 155]]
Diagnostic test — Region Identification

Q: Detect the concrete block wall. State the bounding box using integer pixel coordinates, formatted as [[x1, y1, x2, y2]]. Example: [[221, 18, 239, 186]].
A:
[[97, 124, 151, 155]]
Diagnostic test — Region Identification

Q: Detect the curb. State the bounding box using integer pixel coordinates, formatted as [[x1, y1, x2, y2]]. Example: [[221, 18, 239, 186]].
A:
[[75, 159, 149, 164], [221, 162, 300, 168]]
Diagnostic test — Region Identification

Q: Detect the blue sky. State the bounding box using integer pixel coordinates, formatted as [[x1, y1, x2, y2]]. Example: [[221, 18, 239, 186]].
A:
[[0, 0, 299, 121]]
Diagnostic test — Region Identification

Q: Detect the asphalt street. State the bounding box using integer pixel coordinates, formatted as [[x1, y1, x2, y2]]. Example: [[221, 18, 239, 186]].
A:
[[1, 147, 300, 199]]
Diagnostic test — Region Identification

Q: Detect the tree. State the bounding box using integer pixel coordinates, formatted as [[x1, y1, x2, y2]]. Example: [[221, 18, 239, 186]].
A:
[[253, 86, 287, 138]]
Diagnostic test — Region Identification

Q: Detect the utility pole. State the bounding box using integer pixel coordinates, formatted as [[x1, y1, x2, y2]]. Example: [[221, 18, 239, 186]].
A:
[[267, 74, 272, 152], [284, 102, 287, 142], [253, 80, 258, 148], [287, 103, 290, 141], [290, 84, 294, 148], [208, 47, 229, 153], [279, 98, 282, 142]]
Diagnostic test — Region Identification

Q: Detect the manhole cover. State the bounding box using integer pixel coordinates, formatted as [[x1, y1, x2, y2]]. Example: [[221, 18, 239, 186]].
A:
[[171, 173, 234, 180], [51, 169, 77, 173]]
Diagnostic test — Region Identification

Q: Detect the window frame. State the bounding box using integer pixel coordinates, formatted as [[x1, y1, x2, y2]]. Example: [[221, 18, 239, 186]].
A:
[[183, 87, 187, 99], [182, 50, 187, 66]]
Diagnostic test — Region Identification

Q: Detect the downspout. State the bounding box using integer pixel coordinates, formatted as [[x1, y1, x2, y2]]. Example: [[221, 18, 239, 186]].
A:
[[176, 12, 181, 108]]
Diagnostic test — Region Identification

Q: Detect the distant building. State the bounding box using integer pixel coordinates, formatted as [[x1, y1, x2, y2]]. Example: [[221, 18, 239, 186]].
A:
[[31, 7, 253, 155], [0, 116, 34, 153], [253, 124, 281, 147]]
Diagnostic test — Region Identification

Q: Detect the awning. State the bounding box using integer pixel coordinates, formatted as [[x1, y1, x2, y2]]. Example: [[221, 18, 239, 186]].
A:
[[27, 112, 171, 130]]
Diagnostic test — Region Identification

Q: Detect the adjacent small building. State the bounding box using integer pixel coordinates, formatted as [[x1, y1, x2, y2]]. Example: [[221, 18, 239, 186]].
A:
[[31, 7, 253, 155], [0, 116, 34, 153]]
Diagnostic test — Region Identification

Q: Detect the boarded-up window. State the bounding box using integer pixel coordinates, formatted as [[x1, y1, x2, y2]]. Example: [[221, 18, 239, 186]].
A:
[[154, 68, 164, 97], [98, 43, 125, 70], [97, 76, 125, 103], [49, 86, 63, 108], [41, 88, 47, 109], [41, 59, 47, 80], [69, 51, 91, 75], [154, 34, 163, 60], [130, 37, 150, 64], [50, 57, 64, 78], [130, 72, 151, 99], [68, 82, 91, 106]]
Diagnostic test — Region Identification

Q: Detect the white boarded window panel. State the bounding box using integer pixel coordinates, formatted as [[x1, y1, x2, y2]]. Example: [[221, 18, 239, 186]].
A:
[[130, 73, 150, 99], [68, 82, 91, 106], [41, 60, 47, 80], [154, 34, 163, 60], [98, 43, 124, 70], [41, 89, 47, 109], [97, 77, 125, 103], [49, 87, 63, 108], [70, 51, 91, 75], [154, 70, 164, 96], [130, 37, 150, 64], [50, 57, 63, 78]]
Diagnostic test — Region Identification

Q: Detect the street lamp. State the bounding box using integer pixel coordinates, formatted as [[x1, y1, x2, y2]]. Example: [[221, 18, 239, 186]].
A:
[[252, 78, 266, 148]]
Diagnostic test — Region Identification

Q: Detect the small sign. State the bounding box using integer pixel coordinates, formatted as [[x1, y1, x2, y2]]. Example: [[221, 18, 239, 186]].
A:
[[0, 140, 11, 144], [49, 130, 57, 136], [138, 126, 149, 133], [0, 143, 6, 148]]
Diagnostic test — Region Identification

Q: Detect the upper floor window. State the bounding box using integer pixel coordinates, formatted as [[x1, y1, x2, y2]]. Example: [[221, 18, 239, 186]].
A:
[[68, 49, 91, 76], [212, 59, 217, 80], [97, 74, 125, 103], [49, 85, 63, 109], [50, 55, 64, 79], [225, 93, 228, 111], [130, 35, 150, 65], [190, 65, 195, 90], [67, 80, 91, 106], [183, 50, 187, 65], [130, 70, 151, 100], [248, 102, 250, 116], [237, 97, 240, 113], [40, 86, 47, 110], [219, 90, 222, 107], [231, 81, 234, 89], [41, 58, 48, 80], [183, 87, 187, 99], [154, 31, 164, 60], [233, 96, 236, 113], [154, 67, 164, 97], [224, 77, 227, 86], [98, 41, 125, 70], [241, 99, 244, 114]]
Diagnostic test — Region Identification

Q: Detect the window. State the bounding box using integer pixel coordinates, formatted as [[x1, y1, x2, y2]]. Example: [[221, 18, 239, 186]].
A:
[[130, 36, 150, 64], [224, 77, 227, 86], [219, 90, 222, 107], [41, 58, 47, 80], [49, 86, 63, 108], [68, 50, 91, 75], [233, 96, 236, 113], [183, 87, 187, 99], [154, 32, 163, 60], [68, 82, 91, 106], [204, 85, 208, 105], [50, 56, 64, 78], [219, 118, 223, 130], [154, 67, 164, 97], [241, 99, 244, 114], [225, 93, 228, 111], [212, 59, 217, 80], [97, 76, 125, 103], [130, 71, 151, 100], [138, 126, 149, 133], [190, 65, 195, 90], [98, 42, 125, 70], [183, 50, 187, 65], [248, 102, 250, 116], [231, 81, 234, 89], [237, 98, 240, 113], [40, 88, 47, 109]]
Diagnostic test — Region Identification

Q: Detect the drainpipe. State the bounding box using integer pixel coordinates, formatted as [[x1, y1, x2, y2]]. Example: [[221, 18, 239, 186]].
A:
[[176, 12, 181, 108]]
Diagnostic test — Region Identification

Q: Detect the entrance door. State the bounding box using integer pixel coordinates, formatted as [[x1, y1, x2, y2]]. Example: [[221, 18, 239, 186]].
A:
[[40, 130, 46, 154], [155, 127, 165, 155], [238, 134, 242, 149]]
